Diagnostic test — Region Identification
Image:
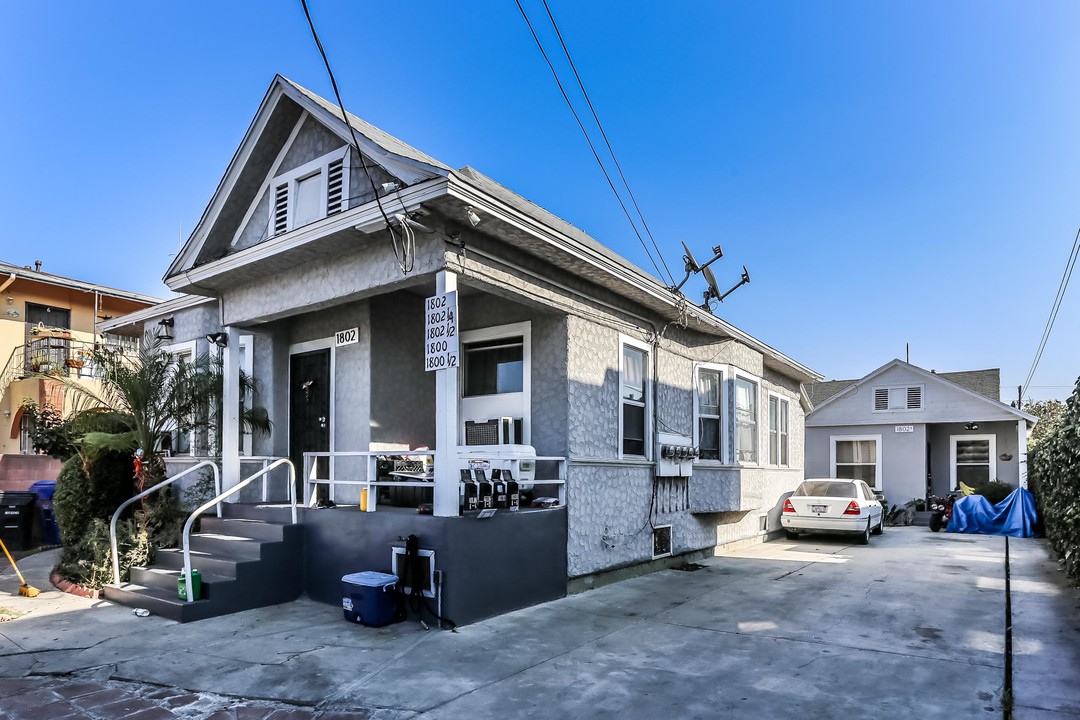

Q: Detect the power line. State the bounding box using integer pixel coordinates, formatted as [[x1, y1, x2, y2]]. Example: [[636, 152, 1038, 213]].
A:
[[514, 0, 675, 287], [298, 0, 413, 274], [1021, 227, 1080, 399], [539, 0, 675, 287]]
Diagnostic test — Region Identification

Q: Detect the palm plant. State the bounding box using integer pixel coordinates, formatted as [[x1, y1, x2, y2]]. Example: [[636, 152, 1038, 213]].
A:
[[58, 332, 271, 486]]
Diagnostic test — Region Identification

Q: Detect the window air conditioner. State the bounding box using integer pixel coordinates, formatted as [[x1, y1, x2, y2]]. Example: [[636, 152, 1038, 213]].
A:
[[464, 417, 523, 446]]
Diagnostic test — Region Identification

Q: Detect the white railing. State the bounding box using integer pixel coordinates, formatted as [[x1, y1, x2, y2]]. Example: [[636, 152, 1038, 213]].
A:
[[167, 455, 285, 502], [303, 450, 567, 512], [178, 458, 297, 603], [110, 460, 220, 585]]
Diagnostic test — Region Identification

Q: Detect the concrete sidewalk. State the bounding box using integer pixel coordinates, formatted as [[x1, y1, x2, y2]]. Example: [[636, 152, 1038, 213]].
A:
[[1, 529, 1078, 718]]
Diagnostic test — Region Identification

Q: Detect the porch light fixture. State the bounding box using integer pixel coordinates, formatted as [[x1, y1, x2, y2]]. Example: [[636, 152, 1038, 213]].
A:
[[205, 332, 228, 348], [964, 422, 979, 431], [155, 318, 174, 341], [466, 207, 481, 227]]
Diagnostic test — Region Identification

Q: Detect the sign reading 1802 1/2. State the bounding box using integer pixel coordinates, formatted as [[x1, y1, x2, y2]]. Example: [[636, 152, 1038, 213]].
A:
[[424, 291, 459, 372]]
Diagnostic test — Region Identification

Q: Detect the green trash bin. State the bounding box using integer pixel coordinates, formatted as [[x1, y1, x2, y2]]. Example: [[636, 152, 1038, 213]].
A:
[[177, 569, 202, 601]]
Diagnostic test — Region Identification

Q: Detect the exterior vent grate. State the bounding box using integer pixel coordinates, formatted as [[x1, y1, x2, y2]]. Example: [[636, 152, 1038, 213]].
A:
[[652, 525, 672, 559], [326, 159, 344, 215], [906, 386, 922, 409], [874, 387, 889, 411], [272, 183, 289, 235]]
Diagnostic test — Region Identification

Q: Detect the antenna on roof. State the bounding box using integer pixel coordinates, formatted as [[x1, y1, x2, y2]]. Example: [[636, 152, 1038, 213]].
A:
[[672, 241, 723, 293], [707, 266, 751, 309]]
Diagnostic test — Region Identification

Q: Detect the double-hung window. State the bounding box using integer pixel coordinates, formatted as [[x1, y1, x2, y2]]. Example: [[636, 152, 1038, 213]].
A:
[[269, 148, 349, 236], [768, 395, 789, 466], [620, 339, 649, 458], [832, 436, 881, 489], [164, 341, 197, 456], [734, 377, 758, 463], [696, 367, 722, 461]]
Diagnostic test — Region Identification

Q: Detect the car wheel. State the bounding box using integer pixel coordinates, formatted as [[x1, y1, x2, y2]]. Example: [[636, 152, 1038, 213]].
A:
[[872, 515, 884, 535], [858, 519, 871, 545], [785, 529, 800, 540]]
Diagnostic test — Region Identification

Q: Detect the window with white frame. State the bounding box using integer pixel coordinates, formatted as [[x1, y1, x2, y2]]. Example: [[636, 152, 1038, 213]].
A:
[[951, 434, 995, 488], [873, 385, 923, 411], [164, 341, 197, 456], [460, 323, 531, 446], [238, 336, 254, 456], [832, 436, 881, 489], [734, 377, 758, 463], [269, 148, 349, 236], [620, 339, 649, 458], [696, 367, 723, 461], [768, 395, 789, 466]]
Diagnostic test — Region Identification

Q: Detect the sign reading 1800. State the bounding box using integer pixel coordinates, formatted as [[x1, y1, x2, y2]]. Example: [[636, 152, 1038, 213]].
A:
[[424, 291, 459, 372]]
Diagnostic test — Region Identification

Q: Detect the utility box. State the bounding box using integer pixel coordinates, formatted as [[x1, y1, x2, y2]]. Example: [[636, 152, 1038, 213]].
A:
[[656, 432, 697, 477], [0, 492, 36, 551], [341, 571, 399, 627]]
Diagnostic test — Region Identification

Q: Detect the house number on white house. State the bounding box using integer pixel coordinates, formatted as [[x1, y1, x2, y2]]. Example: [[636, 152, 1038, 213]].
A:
[[336, 327, 359, 347], [895, 425, 914, 433], [424, 291, 459, 371]]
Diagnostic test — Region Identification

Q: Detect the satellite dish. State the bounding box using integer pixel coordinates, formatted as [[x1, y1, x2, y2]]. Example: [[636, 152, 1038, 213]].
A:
[[701, 263, 721, 305], [681, 241, 701, 273]]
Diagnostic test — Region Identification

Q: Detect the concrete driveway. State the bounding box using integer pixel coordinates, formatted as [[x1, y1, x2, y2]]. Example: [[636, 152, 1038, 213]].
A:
[[1, 527, 1076, 719]]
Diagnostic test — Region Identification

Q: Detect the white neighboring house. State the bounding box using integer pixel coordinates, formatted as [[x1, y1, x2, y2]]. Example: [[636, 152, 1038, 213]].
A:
[[804, 359, 1037, 507]]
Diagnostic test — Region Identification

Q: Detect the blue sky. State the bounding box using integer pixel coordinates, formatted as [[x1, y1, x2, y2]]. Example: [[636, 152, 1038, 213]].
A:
[[2, 2, 1078, 401]]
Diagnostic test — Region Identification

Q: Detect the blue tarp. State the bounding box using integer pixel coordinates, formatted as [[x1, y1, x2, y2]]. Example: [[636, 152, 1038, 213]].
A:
[[947, 487, 1039, 537]]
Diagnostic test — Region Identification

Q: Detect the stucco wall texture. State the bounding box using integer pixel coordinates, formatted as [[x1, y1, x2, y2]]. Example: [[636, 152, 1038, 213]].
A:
[[562, 313, 805, 578]]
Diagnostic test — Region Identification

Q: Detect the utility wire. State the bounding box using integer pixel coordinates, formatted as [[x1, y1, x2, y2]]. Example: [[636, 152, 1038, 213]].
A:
[[515, 0, 672, 286], [299, 0, 413, 274], [1021, 227, 1080, 399], [539, 0, 676, 288]]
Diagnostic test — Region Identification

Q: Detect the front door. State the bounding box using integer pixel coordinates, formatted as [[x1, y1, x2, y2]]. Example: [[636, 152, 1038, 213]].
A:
[[290, 349, 331, 503]]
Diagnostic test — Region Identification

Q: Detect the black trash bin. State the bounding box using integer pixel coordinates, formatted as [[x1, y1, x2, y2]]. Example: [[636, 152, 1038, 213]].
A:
[[29, 480, 61, 546], [0, 492, 36, 551]]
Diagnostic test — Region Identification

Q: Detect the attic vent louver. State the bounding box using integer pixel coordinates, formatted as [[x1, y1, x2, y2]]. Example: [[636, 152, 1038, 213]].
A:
[[326, 158, 344, 215], [874, 388, 889, 411], [272, 183, 289, 236], [907, 386, 922, 409]]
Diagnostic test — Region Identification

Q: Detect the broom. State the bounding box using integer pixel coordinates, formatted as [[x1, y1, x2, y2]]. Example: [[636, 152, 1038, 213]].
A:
[[0, 537, 40, 598]]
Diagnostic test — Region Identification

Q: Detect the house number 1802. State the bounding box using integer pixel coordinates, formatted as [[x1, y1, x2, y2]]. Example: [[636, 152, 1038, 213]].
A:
[[336, 328, 358, 347], [424, 291, 459, 372]]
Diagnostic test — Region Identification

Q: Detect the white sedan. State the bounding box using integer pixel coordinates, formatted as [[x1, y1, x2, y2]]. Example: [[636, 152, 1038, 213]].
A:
[[781, 478, 884, 544]]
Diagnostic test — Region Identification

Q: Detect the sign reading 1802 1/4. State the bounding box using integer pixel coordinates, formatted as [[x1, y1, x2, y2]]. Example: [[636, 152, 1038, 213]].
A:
[[424, 291, 459, 372]]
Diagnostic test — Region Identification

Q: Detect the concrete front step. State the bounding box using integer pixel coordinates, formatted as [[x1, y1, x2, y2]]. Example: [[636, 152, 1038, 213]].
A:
[[103, 511, 304, 623]]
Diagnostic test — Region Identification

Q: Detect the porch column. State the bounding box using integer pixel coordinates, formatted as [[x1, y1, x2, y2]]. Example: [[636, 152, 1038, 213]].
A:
[[221, 326, 241, 492], [433, 271, 459, 517], [1017, 420, 1028, 490]]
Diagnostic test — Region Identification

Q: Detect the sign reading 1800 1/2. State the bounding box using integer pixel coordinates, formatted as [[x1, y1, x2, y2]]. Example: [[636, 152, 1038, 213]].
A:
[[424, 291, 459, 372]]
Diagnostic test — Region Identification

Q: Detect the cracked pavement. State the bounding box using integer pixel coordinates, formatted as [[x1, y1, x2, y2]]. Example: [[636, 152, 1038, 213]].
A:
[[2, 528, 1078, 718]]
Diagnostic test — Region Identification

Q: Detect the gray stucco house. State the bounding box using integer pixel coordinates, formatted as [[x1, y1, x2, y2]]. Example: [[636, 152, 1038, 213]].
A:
[[805, 360, 1037, 507], [101, 75, 819, 622]]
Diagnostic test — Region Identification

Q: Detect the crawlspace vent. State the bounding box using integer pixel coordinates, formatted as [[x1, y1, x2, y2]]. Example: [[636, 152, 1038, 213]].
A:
[[653, 525, 672, 559]]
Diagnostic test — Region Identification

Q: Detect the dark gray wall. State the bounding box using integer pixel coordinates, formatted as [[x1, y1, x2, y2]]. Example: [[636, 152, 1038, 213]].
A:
[[302, 507, 567, 625], [370, 293, 435, 449]]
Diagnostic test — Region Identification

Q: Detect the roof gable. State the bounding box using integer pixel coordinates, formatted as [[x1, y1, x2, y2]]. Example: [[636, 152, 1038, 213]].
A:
[[165, 75, 449, 281], [807, 359, 1036, 426]]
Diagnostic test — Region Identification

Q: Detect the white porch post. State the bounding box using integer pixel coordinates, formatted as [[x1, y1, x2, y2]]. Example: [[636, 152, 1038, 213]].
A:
[[221, 326, 241, 492], [1017, 419, 1028, 490], [434, 271, 459, 517]]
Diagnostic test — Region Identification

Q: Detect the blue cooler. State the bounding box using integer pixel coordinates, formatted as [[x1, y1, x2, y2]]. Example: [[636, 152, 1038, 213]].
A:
[[341, 571, 399, 626]]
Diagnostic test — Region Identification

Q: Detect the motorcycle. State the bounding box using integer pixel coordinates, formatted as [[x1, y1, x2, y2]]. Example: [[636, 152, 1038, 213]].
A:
[[928, 494, 957, 532]]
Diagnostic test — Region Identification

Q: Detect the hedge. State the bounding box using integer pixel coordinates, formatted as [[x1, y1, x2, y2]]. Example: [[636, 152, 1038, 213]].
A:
[[1028, 376, 1080, 582]]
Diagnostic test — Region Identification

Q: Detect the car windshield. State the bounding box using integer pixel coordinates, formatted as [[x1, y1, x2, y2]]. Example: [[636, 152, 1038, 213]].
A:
[[795, 481, 857, 498]]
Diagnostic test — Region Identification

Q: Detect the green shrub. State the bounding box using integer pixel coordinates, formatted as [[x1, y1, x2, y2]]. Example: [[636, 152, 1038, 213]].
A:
[[968, 480, 1014, 505], [54, 517, 151, 589], [54, 452, 135, 544], [1029, 376, 1080, 582]]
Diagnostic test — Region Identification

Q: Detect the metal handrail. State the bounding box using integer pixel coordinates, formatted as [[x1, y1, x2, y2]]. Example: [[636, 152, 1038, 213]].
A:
[[179, 458, 297, 603], [110, 460, 221, 585]]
